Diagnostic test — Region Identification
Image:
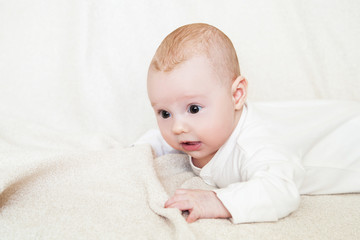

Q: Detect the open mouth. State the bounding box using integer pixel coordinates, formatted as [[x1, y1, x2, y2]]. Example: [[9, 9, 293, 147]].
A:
[[181, 141, 202, 151]]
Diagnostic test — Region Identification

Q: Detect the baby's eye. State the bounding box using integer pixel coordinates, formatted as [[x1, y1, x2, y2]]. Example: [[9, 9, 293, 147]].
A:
[[188, 105, 202, 114], [159, 110, 171, 119]]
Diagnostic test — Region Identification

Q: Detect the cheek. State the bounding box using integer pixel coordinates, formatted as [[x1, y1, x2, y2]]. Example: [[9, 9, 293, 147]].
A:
[[157, 120, 168, 134], [206, 101, 234, 126], [157, 120, 176, 145], [196, 104, 235, 143], [194, 113, 226, 135], [206, 116, 232, 137]]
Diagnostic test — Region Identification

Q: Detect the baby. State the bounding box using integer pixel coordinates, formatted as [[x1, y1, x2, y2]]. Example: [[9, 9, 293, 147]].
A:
[[137, 23, 360, 223]]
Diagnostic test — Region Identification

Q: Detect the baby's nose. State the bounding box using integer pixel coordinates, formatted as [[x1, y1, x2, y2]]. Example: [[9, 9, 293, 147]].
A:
[[172, 118, 188, 135]]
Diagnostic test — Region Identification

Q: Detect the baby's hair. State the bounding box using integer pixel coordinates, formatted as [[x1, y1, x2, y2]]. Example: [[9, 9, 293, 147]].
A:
[[150, 23, 240, 83]]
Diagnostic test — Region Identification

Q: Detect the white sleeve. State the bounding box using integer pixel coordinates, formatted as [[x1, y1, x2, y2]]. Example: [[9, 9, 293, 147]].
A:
[[133, 129, 182, 157], [214, 148, 304, 224]]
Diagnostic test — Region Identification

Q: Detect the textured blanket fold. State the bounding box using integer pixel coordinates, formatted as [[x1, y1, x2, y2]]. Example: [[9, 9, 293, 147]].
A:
[[0, 145, 359, 239]]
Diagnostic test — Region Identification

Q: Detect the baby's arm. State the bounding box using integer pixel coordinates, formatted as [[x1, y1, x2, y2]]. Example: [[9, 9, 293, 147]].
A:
[[214, 148, 304, 224], [166, 147, 304, 224], [164, 189, 231, 223]]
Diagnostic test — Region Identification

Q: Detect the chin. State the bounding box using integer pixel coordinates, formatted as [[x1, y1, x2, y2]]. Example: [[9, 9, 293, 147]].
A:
[[189, 152, 210, 160]]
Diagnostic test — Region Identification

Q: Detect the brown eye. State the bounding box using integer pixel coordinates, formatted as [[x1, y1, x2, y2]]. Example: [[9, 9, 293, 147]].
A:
[[188, 105, 202, 114], [159, 110, 171, 119]]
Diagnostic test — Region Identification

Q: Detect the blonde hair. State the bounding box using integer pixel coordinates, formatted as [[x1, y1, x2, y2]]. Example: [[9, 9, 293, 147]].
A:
[[150, 23, 240, 82]]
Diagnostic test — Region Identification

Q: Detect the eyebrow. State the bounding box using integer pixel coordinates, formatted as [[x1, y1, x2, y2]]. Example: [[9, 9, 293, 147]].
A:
[[150, 94, 206, 107], [177, 94, 208, 102]]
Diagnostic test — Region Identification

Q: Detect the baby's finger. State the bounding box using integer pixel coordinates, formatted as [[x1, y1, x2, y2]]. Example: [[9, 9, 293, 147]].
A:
[[164, 196, 179, 207], [165, 200, 193, 212], [164, 192, 189, 207], [186, 209, 200, 223]]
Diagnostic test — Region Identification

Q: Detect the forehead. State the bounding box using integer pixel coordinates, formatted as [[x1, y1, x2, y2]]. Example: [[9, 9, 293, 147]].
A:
[[147, 56, 224, 106]]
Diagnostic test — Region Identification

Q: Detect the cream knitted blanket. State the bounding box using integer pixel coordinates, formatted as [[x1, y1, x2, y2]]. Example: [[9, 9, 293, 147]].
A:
[[0, 145, 359, 239]]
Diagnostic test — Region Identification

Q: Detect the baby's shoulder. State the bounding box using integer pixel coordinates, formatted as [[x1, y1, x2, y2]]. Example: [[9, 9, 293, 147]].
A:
[[236, 103, 290, 155]]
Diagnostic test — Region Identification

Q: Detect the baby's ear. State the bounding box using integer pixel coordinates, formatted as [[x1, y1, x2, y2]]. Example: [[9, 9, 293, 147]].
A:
[[231, 76, 248, 110]]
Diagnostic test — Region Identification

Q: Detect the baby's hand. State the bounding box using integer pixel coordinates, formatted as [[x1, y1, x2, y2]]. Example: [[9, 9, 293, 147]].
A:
[[164, 189, 231, 223]]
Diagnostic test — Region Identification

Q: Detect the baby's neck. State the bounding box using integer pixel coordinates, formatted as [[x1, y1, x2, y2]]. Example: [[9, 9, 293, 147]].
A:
[[191, 153, 216, 168]]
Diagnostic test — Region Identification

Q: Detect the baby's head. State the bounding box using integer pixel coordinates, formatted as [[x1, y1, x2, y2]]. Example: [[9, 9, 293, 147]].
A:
[[150, 23, 240, 85], [147, 23, 247, 167]]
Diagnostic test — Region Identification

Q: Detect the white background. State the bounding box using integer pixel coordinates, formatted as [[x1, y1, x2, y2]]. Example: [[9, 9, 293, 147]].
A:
[[0, 0, 359, 149]]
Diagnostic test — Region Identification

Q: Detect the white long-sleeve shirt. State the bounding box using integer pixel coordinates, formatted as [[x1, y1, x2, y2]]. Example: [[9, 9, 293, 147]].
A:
[[135, 100, 360, 223]]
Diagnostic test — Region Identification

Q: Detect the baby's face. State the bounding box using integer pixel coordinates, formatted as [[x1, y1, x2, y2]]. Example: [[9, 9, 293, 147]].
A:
[[148, 56, 241, 167]]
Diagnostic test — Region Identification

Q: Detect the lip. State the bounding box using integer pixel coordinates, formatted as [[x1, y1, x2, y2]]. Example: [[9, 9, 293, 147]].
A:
[[181, 141, 202, 151]]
